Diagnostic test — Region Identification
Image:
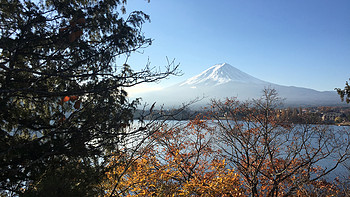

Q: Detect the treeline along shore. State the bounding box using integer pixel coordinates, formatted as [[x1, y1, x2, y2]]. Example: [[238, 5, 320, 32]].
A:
[[135, 106, 350, 126]]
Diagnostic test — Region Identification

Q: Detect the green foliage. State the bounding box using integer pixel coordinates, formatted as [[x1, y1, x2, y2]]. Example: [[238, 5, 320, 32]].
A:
[[21, 158, 103, 197], [335, 79, 350, 103], [0, 0, 177, 195]]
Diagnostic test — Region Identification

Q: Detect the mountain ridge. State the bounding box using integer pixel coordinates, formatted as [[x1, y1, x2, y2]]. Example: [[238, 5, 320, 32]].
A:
[[135, 63, 344, 108]]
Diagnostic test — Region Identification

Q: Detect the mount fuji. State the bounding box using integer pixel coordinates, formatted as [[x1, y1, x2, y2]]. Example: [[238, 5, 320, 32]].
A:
[[179, 63, 267, 87], [136, 63, 343, 107]]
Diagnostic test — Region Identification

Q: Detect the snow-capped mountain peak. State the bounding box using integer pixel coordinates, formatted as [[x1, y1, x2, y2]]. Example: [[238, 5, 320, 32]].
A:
[[180, 63, 266, 86], [135, 62, 343, 107]]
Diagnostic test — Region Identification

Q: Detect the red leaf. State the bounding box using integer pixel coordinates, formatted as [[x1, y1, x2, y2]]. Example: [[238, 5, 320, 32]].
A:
[[63, 96, 70, 102], [74, 100, 81, 109]]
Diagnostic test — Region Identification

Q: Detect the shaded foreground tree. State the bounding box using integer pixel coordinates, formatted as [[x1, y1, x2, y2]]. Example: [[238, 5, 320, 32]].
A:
[[103, 119, 244, 196], [102, 88, 350, 196], [210, 88, 350, 196], [0, 0, 179, 196]]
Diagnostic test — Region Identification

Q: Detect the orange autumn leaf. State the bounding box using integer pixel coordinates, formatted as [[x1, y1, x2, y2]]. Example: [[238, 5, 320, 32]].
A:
[[63, 96, 70, 102]]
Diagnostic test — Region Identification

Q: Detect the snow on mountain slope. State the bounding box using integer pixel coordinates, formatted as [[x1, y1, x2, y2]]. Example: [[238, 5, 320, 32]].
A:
[[135, 63, 343, 108], [180, 63, 267, 87]]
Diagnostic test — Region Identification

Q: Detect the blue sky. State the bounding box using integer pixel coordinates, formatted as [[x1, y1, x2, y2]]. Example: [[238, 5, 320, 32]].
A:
[[121, 0, 350, 94]]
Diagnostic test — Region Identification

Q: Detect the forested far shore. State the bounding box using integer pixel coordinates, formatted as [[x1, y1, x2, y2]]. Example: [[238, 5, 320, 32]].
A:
[[135, 106, 350, 125]]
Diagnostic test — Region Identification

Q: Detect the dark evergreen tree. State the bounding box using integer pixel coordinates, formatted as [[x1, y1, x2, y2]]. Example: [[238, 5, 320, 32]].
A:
[[0, 0, 177, 195], [336, 79, 350, 103]]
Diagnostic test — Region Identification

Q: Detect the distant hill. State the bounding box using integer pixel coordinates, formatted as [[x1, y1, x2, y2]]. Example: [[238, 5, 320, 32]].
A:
[[134, 63, 344, 108]]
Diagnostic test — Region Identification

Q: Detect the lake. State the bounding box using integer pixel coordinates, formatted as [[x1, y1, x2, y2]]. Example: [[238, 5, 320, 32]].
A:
[[129, 120, 350, 181]]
